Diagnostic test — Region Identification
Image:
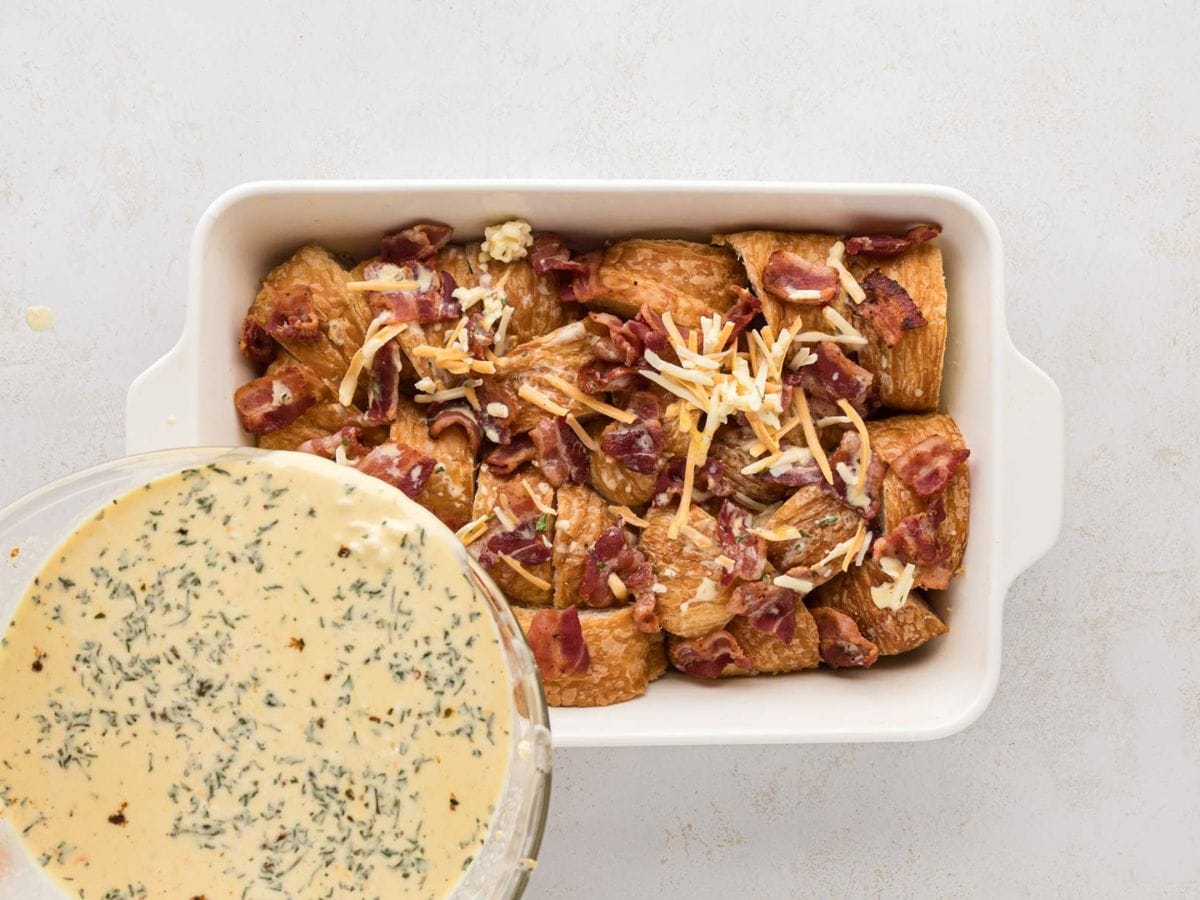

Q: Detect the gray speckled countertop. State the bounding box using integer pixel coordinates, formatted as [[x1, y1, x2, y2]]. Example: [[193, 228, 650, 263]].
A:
[[1, 1, 1196, 896]]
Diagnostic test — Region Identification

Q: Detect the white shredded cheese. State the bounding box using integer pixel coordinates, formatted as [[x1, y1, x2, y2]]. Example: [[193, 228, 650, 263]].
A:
[[773, 573, 814, 594], [481, 219, 533, 262]]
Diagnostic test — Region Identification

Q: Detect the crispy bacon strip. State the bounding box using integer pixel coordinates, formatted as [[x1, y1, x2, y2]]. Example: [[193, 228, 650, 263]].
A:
[[873, 496, 949, 580], [761, 251, 839, 305], [483, 434, 537, 476], [526, 606, 590, 678], [632, 590, 661, 633], [716, 500, 766, 585], [858, 270, 927, 346], [790, 341, 874, 410], [651, 456, 729, 507], [599, 392, 663, 474], [263, 285, 320, 342], [891, 435, 970, 497], [557, 251, 606, 302], [239, 318, 275, 365], [756, 450, 826, 488], [725, 287, 763, 340], [365, 260, 461, 325], [729, 581, 798, 645], [669, 630, 753, 679], [578, 525, 653, 608], [234, 369, 316, 435], [296, 426, 369, 461], [476, 381, 518, 446], [578, 361, 644, 395], [529, 233, 579, 275], [364, 339, 403, 425], [810, 607, 879, 668], [844, 224, 941, 257], [475, 514, 553, 569], [380, 222, 454, 264], [354, 443, 435, 498], [531, 417, 590, 487], [428, 400, 482, 455]]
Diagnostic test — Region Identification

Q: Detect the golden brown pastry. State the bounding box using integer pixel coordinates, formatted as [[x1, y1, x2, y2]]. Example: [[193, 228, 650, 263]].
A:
[[638, 504, 736, 638], [513, 605, 665, 707], [466, 244, 573, 347], [722, 603, 820, 675], [585, 420, 658, 507], [552, 484, 612, 609], [755, 485, 862, 586], [388, 398, 476, 530], [471, 466, 556, 605], [490, 321, 598, 434], [808, 560, 947, 656], [582, 240, 745, 327], [847, 243, 947, 411]]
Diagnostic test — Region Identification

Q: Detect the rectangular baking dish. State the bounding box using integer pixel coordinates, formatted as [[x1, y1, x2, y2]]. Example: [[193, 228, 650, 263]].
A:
[[126, 180, 1063, 747]]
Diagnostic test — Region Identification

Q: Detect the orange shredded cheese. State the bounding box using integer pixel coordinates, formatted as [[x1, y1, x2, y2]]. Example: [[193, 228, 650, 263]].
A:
[[793, 389, 833, 484], [608, 505, 650, 528], [499, 554, 551, 591], [521, 479, 555, 516], [841, 520, 867, 572], [836, 398, 871, 492], [346, 279, 420, 292], [543, 374, 637, 424], [455, 515, 491, 546], [517, 384, 570, 417], [565, 413, 600, 451]]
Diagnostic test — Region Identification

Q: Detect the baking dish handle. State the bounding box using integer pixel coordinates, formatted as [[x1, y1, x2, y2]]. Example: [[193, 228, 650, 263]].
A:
[[999, 340, 1064, 583], [125, 342, 196, 454]]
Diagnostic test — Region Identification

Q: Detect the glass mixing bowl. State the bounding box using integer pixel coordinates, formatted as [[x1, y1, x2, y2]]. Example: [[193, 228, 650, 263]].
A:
[[0, 447, 551, 899]]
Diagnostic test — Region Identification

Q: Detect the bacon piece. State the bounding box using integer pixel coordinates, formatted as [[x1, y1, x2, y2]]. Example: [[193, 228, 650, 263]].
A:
[[669, 630, 753, 679], [475, 514, 553, 569], [525, 606, 590, 678], [355, 443, 435, 498], [858, 270, 928, 346], [558, 251, 606, 303], [632, 590, 661, 633], [296, 426, 368, 461], [234, 369, 316, 435], [716, 500, 766, 585], [756, 451, 826, 488], [483, 433, 537, 476], [380, 222, 454, 264], [365, 260, 461, 325], [828, 430, 886, 520], [790, 341, 874, 410], [528, 233, 578, 275], [729, 581, 798, 645], [725, 287, 763, 340], [844, 224, 941, 258], [465, 310, 494, 358], [761, 252, 839, 305], [578, 525, 652, 609], [531, 417, 590, 487], [476, 381, 518, 446], [873, 495, 950, 584], [428, 401, 482, 455], [263, 285, 320, 342], [363, 339, 403, 425], [891, 435, 970, 497], [600, 392, 663, 475], [239, 318, 275, 366], [810, 607, 879, 668], [650, 456, 730, 507], [578, 361, 644, 395]]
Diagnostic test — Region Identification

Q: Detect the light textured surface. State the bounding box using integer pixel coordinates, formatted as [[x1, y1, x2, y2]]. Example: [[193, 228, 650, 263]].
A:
[[1, 1, 1197, 896]]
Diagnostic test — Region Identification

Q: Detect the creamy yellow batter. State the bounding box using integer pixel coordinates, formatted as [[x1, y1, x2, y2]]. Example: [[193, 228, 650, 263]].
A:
[[0, 453, 512, 899]]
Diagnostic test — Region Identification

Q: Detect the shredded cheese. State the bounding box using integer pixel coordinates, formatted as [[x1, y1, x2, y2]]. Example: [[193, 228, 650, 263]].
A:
[[608, 505, 650, 528], [481, 219, 533, 262], [793, 389, 833, 484], [870, 559, 916, 610], [543, 374, 637, 424], [499, 553, 551, 591], [773, 573, 814, 594], [337, 317, 410, 406], [836, 398, 872, 492], [823, 306, 866, 343], [414, 385, 471, 404], [517, 384, 570, 417], [521, 479, 555, 515], [827, 241, 866, 303], [681, 523, 713, 548], [455, 515, 491, 546], [751, 525, 804, 542], [492, 504, 516, 531], [732, 491, 771, 512], [346, 279, 420, 292], [607, 573, 629, 601], [714, 554, 737, 573], [841, 520, 867, 572], [565, 414, 599, 451]]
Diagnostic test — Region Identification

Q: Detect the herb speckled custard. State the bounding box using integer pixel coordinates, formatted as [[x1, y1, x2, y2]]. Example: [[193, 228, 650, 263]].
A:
[[0, 454, 512, 899]]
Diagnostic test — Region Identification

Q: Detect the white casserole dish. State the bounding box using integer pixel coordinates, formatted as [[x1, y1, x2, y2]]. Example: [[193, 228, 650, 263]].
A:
[[127, 180, 1063, 747]]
